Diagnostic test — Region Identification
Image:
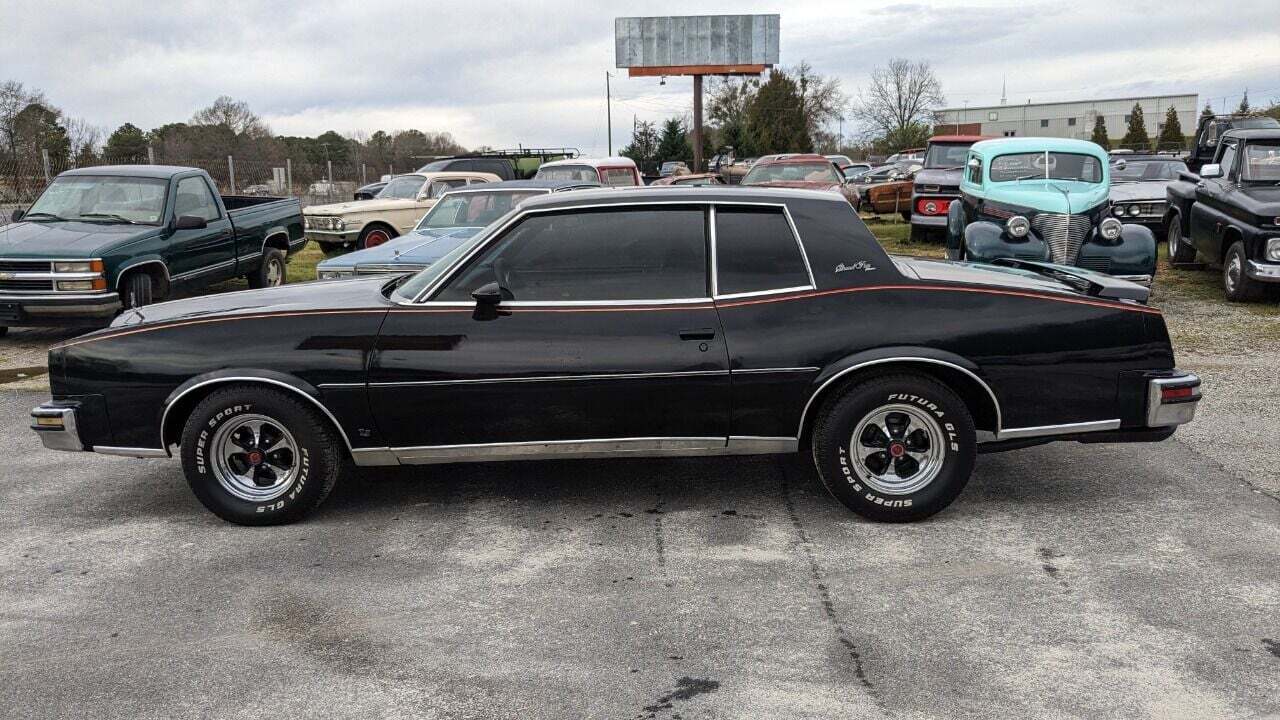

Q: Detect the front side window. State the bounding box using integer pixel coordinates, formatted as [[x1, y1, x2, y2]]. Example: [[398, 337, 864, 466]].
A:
[[602, 167, 638, 186], [1218, 143, 1238, 179], [378, 175, 428, 199], [25, 175, 168, 225], [989, 152, 1102, 183], [174, 176, 220, 222], [966, 156, 983, 184], [428, 179, 468, 198], [436, 207, 707, 302], [715, 207, 810, 296], [1240, 142, 1280, 183]]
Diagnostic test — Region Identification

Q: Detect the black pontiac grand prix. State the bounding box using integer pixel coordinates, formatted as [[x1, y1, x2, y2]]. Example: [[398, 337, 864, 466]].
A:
[[32, 188, 1201, 525]]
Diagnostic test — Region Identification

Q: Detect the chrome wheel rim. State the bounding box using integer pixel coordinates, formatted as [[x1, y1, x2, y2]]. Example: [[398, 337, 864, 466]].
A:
[[266, 258, 283, 286], [1226, 254, 1241, 292], [211, 414, 299, 502], [850, 404, 945, 495], [1167, 220, 1178, 258], [365, 230, 388, 248]]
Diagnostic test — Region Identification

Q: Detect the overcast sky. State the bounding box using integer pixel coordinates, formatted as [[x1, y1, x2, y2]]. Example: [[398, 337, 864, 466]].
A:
[[4, 1, 1279, 154]]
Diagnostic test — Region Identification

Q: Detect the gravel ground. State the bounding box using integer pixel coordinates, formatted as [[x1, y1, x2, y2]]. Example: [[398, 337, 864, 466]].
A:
[[1, 390, 1278, 719]]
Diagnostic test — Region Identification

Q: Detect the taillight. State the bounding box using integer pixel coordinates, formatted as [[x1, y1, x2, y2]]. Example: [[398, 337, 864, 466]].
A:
[[1161, 385, 1196, 402], [916, 198, 951, 215]]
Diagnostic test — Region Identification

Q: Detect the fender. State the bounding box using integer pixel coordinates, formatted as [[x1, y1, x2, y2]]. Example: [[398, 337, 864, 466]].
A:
[[260, 226, 294, 254], [964, 220, 1048, 264], [113, 257, 171, 291], [158, 368, 353, 454], [796, 346, 1003, 439], [1079, 224, 1157, 277]]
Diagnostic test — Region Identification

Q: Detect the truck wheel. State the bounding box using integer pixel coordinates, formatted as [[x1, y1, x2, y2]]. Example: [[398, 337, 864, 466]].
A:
[[359, 225, 395, 250], [811, 373, 976, 522], [247, 248, 287, 289], [122, 271, 153, 308], [1166, 216, 1196, 266], [180, 385, 344, 525], [1223, 241, 1267, 302]]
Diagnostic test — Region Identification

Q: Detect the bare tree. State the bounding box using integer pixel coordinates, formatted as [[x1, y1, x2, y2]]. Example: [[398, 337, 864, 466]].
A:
[[792, 61, 847, 139], [191, 95, 271, 138], [64, 116, 104, 162], [0, 80, 48, 159], [852, 58, 944, 140]]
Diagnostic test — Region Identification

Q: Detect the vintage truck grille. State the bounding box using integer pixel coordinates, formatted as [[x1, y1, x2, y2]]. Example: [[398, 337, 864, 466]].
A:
[[1031, 213, 1092, 264]]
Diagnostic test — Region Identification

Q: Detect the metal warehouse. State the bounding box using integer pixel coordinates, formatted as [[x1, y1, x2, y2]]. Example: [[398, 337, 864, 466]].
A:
[[935, 93, 1198, 141]]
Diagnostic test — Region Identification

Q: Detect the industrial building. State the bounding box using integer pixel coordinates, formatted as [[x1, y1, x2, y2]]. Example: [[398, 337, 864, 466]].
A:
[[935, 93, 1199, 143]]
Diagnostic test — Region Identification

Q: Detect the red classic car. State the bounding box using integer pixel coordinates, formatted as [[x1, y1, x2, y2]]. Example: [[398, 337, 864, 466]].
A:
[[739, 154, 858, 206]]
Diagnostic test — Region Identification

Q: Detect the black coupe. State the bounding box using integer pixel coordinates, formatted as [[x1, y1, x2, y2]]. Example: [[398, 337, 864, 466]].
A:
[[32, 188, 1201, 525]]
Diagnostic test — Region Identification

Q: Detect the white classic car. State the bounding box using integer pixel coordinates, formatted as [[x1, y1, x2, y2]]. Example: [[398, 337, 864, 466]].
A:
[[303, 171, 500, 252]]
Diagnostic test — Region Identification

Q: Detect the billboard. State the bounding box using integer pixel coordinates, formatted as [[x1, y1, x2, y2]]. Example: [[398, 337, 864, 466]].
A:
[[615, 14, 779, 71]]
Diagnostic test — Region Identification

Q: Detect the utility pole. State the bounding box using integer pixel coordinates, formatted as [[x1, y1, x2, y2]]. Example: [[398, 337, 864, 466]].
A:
[[606, 71, 614, 155]]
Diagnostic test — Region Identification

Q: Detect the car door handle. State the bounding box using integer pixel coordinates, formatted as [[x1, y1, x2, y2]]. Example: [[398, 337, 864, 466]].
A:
[[679, 328, 716, 341]]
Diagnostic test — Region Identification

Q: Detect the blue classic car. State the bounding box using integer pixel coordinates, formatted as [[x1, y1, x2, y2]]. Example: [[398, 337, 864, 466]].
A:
[[945, 138, 1157, 282], [316, 179, 599, 279]]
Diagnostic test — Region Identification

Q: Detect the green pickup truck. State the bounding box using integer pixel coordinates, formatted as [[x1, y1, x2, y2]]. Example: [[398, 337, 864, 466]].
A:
[[0, 165, 305, 335]]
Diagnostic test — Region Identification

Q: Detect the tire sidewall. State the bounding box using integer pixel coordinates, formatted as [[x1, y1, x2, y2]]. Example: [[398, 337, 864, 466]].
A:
[[124, 272, 153, 308], [814, 376, 976, 520], [180, 389, 333, 524]]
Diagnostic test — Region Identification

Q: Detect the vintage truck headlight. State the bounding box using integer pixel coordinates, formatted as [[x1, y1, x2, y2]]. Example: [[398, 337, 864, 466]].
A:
[[1266, 237, 1280, 262], [1100, 217, 1123, 240], [1006, 215, 1030, 238]]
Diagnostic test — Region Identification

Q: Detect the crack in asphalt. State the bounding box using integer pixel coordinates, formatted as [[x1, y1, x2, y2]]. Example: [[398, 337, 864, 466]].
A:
[[777, 458, 883, 706], [1173, 435, 1280, 505]]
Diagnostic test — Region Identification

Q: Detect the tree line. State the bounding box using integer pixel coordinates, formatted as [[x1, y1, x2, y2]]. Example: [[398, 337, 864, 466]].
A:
[[0, 81, 467, 172]]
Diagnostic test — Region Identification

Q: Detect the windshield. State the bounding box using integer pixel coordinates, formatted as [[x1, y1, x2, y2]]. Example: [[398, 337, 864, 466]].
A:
[[537, 165, 599, 183], [742, 162, 842, 184], [1111, 159, 1188, 181], [392, 227, 497, 302], [990, 152, 1103, 183], [924, 144, 971, 169], [1241, 142, 1280, 183], [25, 175, 168, 224], [377, 176, 427, 199], [416, 191, 546, 230]]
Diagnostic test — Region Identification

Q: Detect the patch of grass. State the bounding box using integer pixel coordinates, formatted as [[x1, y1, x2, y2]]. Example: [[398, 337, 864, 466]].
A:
[[287, 244, 323, 284], [863, 216, 947, 259]]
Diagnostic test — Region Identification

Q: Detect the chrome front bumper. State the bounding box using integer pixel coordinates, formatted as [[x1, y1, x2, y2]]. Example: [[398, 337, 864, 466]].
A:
[[1245, 260, 1280, 283], [910, 214, 948, 228], [31, 404, 83, 452], [1147, 372, 1201, 427]]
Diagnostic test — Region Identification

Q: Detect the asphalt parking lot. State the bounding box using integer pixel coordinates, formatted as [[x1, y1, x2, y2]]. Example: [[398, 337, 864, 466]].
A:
[[2, 386, 1278, 719]]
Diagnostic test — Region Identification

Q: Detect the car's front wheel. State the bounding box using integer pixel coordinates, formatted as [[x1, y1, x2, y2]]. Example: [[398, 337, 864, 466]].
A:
[[180, 385, 344, 525], [359, 224, 396, 250], [1223, 240, 1268, 302], [811, 373, 976, 522], [1166, 215, 1196, 266]]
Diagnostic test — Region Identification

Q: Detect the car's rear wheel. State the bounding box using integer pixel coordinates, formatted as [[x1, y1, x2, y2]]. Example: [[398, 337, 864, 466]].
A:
[[1166, 215, 1196, 266], [180, 385, 344, 525], [1223, 240, 1268, 302], [122, 271, 153, 308], [359, 224, 395, 250], [247, 247, 287, 289], [811, 373, 976, 522]]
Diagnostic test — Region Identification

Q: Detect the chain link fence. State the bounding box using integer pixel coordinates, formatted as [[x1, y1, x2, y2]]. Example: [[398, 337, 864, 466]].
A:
[[1, 151, 420, 226]]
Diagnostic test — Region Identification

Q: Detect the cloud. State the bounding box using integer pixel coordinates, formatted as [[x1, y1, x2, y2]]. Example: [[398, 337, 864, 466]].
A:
[[2, 0, 1278, 152]]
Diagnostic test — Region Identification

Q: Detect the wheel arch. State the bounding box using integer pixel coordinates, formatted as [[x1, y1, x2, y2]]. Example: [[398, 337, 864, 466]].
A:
[[159, 370, 353, 455], [797, 349, 1003, 444], [261, 228, 291, 255], [114, 258, 171, 298], [1220, 225, 1245, 263]]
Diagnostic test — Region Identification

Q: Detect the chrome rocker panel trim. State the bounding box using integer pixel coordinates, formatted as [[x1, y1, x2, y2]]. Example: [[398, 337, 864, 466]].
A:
[[995, 419, 1121, 440], [349, 436, 799, 467], [93, 446, 170, 458]]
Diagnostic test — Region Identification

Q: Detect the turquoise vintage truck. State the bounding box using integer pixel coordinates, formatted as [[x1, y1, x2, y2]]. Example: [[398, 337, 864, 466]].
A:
[[0, 165, 304, 334], [945, 138, 1157, 282]]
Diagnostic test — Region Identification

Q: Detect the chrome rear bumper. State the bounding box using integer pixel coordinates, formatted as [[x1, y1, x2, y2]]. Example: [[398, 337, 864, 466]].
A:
[[31, 404, 83, 451], [1147, 372, 1201, 427]]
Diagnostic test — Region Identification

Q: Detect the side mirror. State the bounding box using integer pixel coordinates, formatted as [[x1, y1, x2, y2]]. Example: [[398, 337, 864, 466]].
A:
[[1199, 164, 1223, 179], [471, 281, 509, 306], [11, 209, 24, 222], [173, 215, 208, 230]]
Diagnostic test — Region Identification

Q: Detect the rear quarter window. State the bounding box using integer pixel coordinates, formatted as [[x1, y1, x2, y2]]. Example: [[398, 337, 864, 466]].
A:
[[715, 207, 812, 296]]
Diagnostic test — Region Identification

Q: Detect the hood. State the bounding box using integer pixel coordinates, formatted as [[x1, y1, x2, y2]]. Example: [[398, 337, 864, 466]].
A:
[[988, 180, 1109, 215], [0, 220, 154, 257], [893, 256, 1108, 297], [1108, 180, 1173, 202], [105, 275, 394, 329], [319, 226, 483, 269], [304, 198, 424, 215], [914, 168, 963, 188], [1236, 185, 1280, 216], [744, 180, 842, 193]]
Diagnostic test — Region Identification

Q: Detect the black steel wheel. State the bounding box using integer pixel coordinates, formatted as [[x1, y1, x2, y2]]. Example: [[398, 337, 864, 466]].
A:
[[122, 271, 153, 308], [1166, 215, 1196, 266]]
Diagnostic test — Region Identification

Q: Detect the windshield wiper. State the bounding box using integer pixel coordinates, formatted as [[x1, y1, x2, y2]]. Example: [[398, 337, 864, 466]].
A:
[[78, 213, 139, 224], [1012, 173, 1049, 182], [21, 211, 67, 221]]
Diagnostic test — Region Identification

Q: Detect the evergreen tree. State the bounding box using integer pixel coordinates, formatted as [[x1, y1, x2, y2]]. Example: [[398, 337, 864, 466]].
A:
[[1156, 106, 1185, 151], [620, 120, 659, 169], [1236, 90, 1250, 115], [1201, 101, 1214, 118], [1090, 115, 1110, 150], [746, 68, 811, 154], [104, 122, 148, 160], [655, 117, 690, 164], [1120, 103, 1150, 151]]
